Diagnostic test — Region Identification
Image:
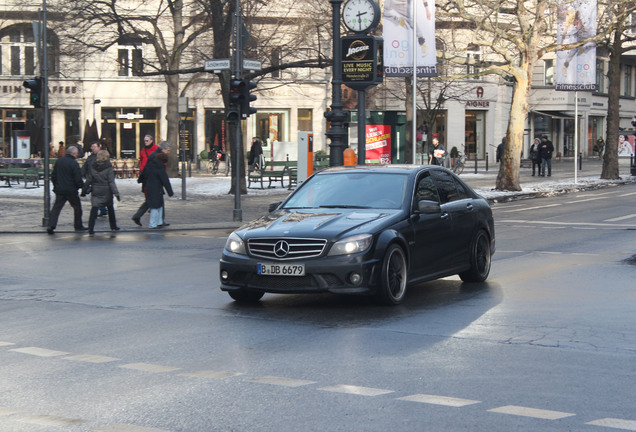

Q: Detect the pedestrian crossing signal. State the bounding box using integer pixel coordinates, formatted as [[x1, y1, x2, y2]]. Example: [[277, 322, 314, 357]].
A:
[[23, 77, 43, 108]]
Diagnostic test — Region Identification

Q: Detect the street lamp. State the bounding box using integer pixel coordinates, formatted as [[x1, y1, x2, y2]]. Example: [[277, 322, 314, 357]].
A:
[[93, 99, 101, 119]]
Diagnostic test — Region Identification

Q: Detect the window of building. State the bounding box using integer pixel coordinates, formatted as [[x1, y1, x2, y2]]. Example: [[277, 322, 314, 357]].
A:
[[2, 26, 36, 76], [623, 64, 632, 97], [596, 59, 605, 92], [466, 44, 481, 79], [271, 47, 281, 79], [544, 59, 554, 86], [298, 109, 312, 132], [117, 45, 143, 77]]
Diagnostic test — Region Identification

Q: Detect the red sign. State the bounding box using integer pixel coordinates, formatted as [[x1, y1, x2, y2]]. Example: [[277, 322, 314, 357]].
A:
[[366, 124, 391, 164]]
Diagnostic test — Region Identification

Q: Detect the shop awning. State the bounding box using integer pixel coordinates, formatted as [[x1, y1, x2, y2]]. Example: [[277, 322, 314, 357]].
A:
[[531, 110, 580, 119]]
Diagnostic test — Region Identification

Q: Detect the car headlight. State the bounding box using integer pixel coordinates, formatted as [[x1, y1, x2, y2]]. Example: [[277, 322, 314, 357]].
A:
[[329, 234, 373, 256], [225, 232, 246, 255]]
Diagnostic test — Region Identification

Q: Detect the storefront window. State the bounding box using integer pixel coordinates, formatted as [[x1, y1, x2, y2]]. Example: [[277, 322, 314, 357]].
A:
[[100, 107, 159, 158], [205, 109, 229, 154], [465, 110, 485, 159], [298, 109, 312, 132], [254, 110, 289, 148]]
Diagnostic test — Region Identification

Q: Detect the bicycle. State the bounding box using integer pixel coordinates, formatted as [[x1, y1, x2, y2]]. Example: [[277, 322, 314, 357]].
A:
[[452, 152, 467, 175]]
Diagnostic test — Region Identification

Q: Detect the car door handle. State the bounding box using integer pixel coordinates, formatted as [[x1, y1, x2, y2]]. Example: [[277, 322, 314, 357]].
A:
[[466, 204, 474, 212], [441, 212, 450, 220]]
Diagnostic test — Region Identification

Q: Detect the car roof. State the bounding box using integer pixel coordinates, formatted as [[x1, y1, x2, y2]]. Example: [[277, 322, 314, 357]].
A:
[[316, 165, 450, 176]]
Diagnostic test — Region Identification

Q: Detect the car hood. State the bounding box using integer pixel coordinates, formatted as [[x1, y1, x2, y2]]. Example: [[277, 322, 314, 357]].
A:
[[237, 209, 401, 240]]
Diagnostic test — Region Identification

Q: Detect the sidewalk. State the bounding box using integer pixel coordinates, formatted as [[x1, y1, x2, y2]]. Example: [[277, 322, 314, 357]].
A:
[[1, 157, 634, 234]]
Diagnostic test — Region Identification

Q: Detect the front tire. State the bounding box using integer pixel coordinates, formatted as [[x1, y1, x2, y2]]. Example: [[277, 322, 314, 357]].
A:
[[459, 230, 491, 282], [374, 244, 408, 305], [228, 289, 264, 303]]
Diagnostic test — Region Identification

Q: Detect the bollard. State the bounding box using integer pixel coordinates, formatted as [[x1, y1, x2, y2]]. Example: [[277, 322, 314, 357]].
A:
[[579, 152, 582, 170], [474, 153, 478, 174], [485, 152, 489, 171], [343, 148, 356, 166]]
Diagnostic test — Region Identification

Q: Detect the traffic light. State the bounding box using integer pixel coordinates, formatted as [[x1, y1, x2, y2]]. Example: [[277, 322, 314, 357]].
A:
[[227, 78, 242, 122], [23, 77, 43, 108], [240, 79, 257, 118]]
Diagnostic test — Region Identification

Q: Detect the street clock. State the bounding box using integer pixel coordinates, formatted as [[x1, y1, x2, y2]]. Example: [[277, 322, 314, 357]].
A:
[[342, 0, 381, 34]]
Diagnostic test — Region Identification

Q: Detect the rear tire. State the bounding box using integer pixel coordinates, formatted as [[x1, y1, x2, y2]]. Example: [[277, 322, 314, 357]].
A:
[[228, 289, 264, 303], [455, 162, 464, 175], [459, 230, 491, 282], [374, 244, 407, 305]]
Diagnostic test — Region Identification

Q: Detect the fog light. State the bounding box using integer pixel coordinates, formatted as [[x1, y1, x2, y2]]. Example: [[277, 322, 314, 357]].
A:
[[349, 272, 362, 285], [221, 270, 229, 280]]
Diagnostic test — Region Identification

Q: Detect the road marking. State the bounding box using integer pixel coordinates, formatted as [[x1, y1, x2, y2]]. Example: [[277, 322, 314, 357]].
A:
[[0, 341, 15, 347], [605, 214, 636, 222], [63, 354, 120, 363], [18, 415, 87, 426], [180, 370, 244, 379], [586, 418, 636, 431], [0, 408, 20, 415], [245, 376, 317, 387], [488, 405, 575, 420], [9, 347, 69, 357], [319, 384, 394, 397], [500, 219, 636, 228], [93, 425, 169, 432], [118, 363, 180, 373], [619, 192, 636, 197], [499, 203, 561, 213], [565, 197, 610, 204], [398, 394, 481, 407]]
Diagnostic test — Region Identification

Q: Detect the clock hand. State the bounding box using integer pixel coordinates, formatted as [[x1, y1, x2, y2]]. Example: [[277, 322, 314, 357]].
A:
[[356, 11, 367, 30]]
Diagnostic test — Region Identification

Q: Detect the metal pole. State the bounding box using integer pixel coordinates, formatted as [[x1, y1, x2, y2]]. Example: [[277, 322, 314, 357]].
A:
[[232, 0, 242, 221], [574, 91, 578, 183], [357, 91, 365, 165], [41, 0, 50, 227], [325, 0, 347, 167], [411, 0, 417, 164], [180, 115, 186, 200]]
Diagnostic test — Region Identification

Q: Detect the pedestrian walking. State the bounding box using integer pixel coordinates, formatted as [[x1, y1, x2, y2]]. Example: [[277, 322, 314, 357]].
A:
[[82, 140, 108, 216], [248, 137, 263, 171], [47, 146, 86, 234], [132, 134, 159, 226], [428, 136, 446, 165], [496, 136, 506, 164], [540, 135, 554, 176], [530, 137, 542, 176], [83, 150, 120, 234], [138, 151, 173, 229]]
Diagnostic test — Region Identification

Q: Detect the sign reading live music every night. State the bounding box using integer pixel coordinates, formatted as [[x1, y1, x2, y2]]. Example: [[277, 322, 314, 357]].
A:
[[342, 36, 384, 91]]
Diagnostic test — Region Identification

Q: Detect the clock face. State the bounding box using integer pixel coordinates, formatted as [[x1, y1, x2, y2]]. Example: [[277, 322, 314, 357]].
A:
[[343, 0, 379, 33]]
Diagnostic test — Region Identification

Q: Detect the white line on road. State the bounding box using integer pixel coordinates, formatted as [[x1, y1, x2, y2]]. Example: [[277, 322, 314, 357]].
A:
[[619, 192, 636, 197], [397, 394, 481, 407], [586, 418, 636, 431], [0, 408, 20, 415], [118, 363, 180, 373], [500, 219, 636, 228], [93, 424, 170, 432], [0, 341, 15, 347], [488, 405, 575, 420], [180, 370, 244, 379], [565, 196, 610, 204], [9, 347, 69, 357], [245, 376, 316, 387], [605, 214, 636, 222], [18, 415, 87, 427], [63, 354, 120, 363], [319, 384, 394, 397], [499, 203, 561, 213]]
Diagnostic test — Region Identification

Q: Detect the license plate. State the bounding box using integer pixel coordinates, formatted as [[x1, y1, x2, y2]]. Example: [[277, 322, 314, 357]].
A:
[[258, 263, 305, 276]]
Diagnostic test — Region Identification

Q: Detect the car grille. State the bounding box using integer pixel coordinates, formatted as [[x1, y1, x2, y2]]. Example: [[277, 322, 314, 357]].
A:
[[247, 237, 327, 260]]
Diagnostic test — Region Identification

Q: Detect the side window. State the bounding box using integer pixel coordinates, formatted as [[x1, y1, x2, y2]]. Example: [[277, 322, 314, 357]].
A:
[[451, 177, 470, 201], [430, 170, 463, 204], [414, 173, 439, 205]]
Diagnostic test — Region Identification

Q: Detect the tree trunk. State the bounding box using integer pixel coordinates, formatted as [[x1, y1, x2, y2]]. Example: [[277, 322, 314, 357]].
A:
[[496, 74, 529, 191], [165, 74, 180, 178], [601, 26, 622, 179], [404, 77, 414, 164]]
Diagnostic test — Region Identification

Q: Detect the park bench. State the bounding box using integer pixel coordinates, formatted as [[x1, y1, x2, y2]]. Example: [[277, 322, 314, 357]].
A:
[[0, 167, 41, 188], [248, 160, 294, 189]]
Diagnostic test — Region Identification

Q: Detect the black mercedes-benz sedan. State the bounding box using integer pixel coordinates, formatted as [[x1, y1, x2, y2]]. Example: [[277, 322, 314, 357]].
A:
[[220, 165, 495, 305]]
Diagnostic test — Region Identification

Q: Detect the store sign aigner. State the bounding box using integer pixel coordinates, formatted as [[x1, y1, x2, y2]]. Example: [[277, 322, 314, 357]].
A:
[[341, 36, 383, 91]]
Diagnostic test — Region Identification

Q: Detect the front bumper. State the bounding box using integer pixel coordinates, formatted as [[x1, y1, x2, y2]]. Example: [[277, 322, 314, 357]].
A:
[[219, 251, 382, 295]]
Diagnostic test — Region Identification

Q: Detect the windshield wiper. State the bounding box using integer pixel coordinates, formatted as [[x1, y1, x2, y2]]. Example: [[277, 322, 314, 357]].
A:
[[318, 204, 372, 209]]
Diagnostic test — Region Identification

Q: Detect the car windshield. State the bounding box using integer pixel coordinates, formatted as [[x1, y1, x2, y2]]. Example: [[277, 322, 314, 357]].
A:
[[283, 171, 408, 210]]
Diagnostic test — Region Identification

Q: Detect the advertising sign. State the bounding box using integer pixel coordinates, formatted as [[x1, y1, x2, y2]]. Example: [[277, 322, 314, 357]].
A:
[[383, 0, 437, 77], [617, 133, 635, 157], [366, 124, 391, 164], [342, 36, 383, 91], [555, 0, 597, 91]]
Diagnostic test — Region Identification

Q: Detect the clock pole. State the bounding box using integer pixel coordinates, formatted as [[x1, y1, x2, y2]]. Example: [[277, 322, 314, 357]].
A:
[[325, 0, 348, 167]]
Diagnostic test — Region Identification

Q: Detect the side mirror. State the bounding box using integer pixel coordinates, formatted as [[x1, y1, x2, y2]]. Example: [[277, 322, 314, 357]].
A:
[[268, 201, 282, 212], [417, 200, 441, 214]]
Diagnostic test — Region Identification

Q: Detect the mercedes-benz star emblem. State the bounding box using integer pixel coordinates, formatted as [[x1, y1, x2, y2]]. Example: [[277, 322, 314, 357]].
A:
[[274, 240, 290, 258]]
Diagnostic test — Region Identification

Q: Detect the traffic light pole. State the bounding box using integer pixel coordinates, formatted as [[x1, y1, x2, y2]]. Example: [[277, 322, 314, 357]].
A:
[[231, 0, 243, 222], [325, 0, 347, 167]]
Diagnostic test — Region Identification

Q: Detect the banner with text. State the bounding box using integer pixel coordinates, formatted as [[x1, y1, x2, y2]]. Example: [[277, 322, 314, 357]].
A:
[[555, 0, 597, 91], [366, 124, 392, 164], [383, 0, 437, 77]]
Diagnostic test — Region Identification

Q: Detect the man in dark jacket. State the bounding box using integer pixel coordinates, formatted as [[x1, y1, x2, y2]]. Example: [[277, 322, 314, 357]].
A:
[[47, 146, 86, 234], [539, 135, 554, 176], [133, 140, 172, 227], [82, 141, 107, 216]]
